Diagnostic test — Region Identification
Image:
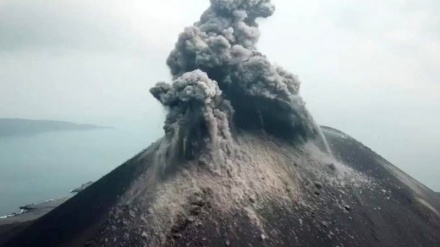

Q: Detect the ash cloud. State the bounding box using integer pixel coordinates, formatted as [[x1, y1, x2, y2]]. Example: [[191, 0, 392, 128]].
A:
[[151, 70, 233, 163], [151, 0, 322, 160]]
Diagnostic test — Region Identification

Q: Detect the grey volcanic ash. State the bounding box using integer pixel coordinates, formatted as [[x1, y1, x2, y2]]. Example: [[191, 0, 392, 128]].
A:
[[150, 0, 325, 167]]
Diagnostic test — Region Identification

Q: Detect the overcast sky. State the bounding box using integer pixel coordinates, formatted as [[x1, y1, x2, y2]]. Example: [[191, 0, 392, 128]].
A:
[[0, 0, 439, 190]]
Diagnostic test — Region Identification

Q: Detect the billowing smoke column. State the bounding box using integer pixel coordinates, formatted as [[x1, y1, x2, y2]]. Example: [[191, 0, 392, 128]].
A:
[[150, 70, 234, 164], [151, 0, 322, 161]]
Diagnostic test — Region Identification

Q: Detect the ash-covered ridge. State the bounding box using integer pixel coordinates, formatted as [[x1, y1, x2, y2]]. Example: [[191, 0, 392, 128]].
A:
[[150, 0, 320, 162]]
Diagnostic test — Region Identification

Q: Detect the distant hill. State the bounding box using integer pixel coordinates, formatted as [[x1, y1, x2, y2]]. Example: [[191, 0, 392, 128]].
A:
[[0, 118, 108, 137]]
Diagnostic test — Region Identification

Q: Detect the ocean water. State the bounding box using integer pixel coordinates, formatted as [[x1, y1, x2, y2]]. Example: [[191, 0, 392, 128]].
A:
[[0, 128, 158, 216]]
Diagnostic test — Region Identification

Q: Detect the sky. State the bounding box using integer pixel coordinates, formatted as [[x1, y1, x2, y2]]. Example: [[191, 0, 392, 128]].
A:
[[0, 0, 439, 190]]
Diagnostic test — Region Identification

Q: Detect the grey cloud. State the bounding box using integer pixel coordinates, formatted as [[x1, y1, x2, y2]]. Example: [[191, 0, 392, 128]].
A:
[[151, 0, 325, 165], [150, 69, 233, 166]]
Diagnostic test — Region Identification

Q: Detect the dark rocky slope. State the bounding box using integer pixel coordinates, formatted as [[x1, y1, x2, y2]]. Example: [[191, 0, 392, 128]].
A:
[[2, 127, 439, 247]]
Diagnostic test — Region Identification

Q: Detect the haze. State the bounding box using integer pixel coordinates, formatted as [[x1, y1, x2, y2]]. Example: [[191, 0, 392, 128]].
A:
[[0, 0, 439, 190]]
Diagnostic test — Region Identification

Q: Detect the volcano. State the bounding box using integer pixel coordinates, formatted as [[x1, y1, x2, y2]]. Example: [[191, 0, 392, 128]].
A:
[[2, 0, 439, 246], [1, 126, 440, 247]]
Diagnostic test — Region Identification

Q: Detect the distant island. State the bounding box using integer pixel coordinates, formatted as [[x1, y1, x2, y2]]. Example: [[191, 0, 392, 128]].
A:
[[0, 118, 110, 137]]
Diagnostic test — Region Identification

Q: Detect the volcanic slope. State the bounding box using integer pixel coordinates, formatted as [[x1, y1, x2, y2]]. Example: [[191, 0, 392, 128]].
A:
[[2, 126, 440, 247]]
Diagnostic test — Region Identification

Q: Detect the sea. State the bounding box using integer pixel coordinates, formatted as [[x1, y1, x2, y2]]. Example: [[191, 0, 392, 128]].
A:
[[0, 127, 160, 216]]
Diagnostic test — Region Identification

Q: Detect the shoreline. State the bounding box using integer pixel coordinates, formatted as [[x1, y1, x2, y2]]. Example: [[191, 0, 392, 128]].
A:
[[0, 181, 93, 225]]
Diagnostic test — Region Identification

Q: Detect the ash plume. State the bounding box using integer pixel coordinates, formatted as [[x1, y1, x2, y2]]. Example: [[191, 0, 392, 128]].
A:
[[151, 70, 233, 165], [151, 0, 323, 160]]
